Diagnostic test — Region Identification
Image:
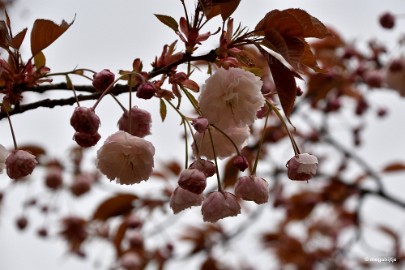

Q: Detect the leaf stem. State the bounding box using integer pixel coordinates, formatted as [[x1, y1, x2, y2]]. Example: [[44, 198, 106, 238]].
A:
[[252, 110, 270, 175], [207, 127, 222, 192]]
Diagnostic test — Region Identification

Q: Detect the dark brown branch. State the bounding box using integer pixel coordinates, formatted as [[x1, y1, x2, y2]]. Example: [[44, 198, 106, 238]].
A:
[[0, 86, 130, 119]]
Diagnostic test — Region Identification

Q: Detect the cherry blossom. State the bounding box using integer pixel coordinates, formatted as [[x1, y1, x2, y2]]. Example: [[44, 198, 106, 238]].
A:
[[234, 175, 269, 204], [201, 191, 241, 222], [117, 106, 152, 138], [96, 131, 155, 185], [198, 67, 264, 128], [192, 126, 249, 160], [286, 153, 319, 181], [169, 186, 204, 214]]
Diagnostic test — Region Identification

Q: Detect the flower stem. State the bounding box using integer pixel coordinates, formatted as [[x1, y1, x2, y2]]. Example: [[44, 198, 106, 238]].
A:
[[128, 74, 134, 134], [207, 127, 222, 192], [252, 109, 270, 175], [210, 124, 241, 156], [266, 100, 300, 155], [4, 108, 18, 150]]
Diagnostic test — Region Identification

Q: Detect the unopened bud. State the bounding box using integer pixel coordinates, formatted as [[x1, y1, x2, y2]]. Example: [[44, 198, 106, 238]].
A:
[[73, 132, 101, 148], [189, 158, 216, 177], [6, 150, 37, 180], [191, 117, 209, 133], [117, 106, 152, 138], [234, 176, 269, 204], [233, 155, 249, 172], [70, 107, 100, 134], [93, 69, 115, 92], [136, 82, 156, 99], [178, 169, 207, 194], [169, 186, 203, 214]]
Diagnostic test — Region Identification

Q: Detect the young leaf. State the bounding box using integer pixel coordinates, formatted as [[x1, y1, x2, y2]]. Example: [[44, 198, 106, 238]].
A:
[[30, 17, 75, 57], [0, 21, 12, 49], [11, 28, 28, 50], [198, 0, 240, 21], [34, 51, 46, 69], [382, 162, 405, 173], [264, 51, 297, 117], [160, 98, 167, 122], [92, 193, 138, 221], [154, 14, 179, 33]]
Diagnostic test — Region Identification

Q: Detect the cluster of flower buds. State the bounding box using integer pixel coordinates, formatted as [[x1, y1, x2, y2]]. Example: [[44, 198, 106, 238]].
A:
[[70, 107, 101, 147]]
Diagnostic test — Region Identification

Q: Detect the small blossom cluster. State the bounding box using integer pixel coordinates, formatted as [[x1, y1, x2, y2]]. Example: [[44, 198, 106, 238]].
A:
[[0, 144, 37, 180]]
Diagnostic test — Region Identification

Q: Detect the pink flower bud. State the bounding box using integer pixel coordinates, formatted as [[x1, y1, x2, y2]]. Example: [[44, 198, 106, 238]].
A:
[[126, 215, 143, 229], [117, 106, 152, 138], [70, 174, 93, 196], [178, 169, 207, 194], [70, 107, 100, 134], [234, 176, 269, 204], [191, 117, 209, 133], [6, 150, 37, 180], [233, 155, 249, 172], [379, 12, 395, 29], [44, 168, 63, 190], [286, 153, 318, 181], [201, 191, 241, 222], [128, 232, 144, 248], [73, 131, 101, 148], [119, 252, 142, 270], [189, 158, 216, 177], [92, 69, 115, 92], [16, 216, 28, 230], [136, 82, 156, 99], [169, 186, 203, 214]]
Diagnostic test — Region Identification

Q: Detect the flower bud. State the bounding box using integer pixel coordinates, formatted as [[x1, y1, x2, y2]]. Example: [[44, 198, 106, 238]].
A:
[[379, 12, 395, 29], [16, 216, 28, 230], [73, 131, 101, 148], [44, 168, 63, 190], [201, 191, 241, 222], [191, 117, 209, 133], [234, 175, 269, 204], [136, 82, 156, 99], [119, 252, 142, 270], [286, 153, 318, 181], [178, 169, 207, 194], [128, 232, 144, 249], [189, 158, 216, 177], [233, 155, 249, 172], [169, 186, 203, 214], [70, 107, 100, 134], [117, 106, 152, 138], [126, 214, 143, 229], [70, 174, 92, 196], [6, 150, 37, 180], [92, 69, 115, 92]]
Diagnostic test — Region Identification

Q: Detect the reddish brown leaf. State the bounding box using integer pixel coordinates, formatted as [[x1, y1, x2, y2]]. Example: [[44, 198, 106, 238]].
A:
[[382, 162, 405, 173], [11, 28, 27, 50], [0, 21, 11, 49], [264, 52, 297, 117], [305, 73, 341, 106], [92, 193, 138, 221], [30, 17, 74, 57], [222, 156, 239, 189], [165, 161, 182, 176], [113, 220, 128, 257], [18, 144, 46, 158], [198, 0, 240, 20]]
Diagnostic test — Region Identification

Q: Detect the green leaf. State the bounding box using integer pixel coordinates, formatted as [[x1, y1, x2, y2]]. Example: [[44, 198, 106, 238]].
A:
[[65, 74, 73, 89], [160, 98, 167, 122], [30, 17, 75, 57], [154, 14, 179, 33], [33, 51, 46, 69]]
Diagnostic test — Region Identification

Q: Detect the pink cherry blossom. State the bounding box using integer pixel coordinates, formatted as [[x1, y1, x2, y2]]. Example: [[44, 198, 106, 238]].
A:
[[189, 158, 216, 177], [178, 169, 207, 194], [117, 106, 152, 138], [169, 186, 204, 214], [96, 131, 155, 185], [234, 175, 269, 204], [201, 191, 241, 222], [198, 67, 264, 128], [286, 153, 318, 181], [6, 150, 38, 180], [192, 126, 249, 160], [191, 117, 209, 133]]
